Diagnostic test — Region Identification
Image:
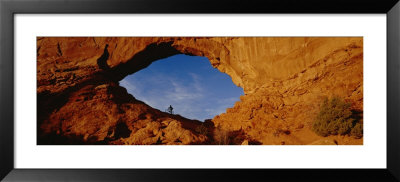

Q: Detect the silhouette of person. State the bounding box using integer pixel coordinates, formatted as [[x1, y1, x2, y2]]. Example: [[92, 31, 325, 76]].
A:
[[167, 105, 173, 114], [97, 44, 110, 70]]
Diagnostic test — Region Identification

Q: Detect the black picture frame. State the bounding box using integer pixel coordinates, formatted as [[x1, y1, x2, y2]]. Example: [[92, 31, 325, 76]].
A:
[[1, 0, 399, 181]]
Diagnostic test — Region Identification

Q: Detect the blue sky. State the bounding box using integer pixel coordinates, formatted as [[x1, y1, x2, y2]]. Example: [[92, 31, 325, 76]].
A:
[[119, 54, 244, 121]]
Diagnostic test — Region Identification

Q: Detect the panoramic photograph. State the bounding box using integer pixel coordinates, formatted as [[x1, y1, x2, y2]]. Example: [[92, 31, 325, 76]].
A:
[[37, 37, 363, 145]]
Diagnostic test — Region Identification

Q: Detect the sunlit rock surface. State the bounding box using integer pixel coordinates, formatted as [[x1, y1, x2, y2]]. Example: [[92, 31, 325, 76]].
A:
[[37, 37, 363, 145]]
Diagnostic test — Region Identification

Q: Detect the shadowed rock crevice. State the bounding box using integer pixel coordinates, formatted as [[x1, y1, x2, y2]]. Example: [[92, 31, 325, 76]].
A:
[[114, 121, 132, 139], [57, 42, 63, 56], [97, 44, 110, 70]]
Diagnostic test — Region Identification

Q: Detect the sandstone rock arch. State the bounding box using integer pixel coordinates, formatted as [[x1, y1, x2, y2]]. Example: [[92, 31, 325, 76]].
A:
[[37, 37, 363, 145]]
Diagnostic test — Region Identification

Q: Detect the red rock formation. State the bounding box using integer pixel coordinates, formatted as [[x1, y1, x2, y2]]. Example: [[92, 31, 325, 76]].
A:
[[37, 37, 363, 145]]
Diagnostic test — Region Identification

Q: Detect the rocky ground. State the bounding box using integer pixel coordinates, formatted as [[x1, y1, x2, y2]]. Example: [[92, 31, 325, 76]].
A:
[[37, 37, 363, 145]]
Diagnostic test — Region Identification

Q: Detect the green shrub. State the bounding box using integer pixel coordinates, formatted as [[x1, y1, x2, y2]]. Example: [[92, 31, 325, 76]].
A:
[[312, 96, 362, 138]]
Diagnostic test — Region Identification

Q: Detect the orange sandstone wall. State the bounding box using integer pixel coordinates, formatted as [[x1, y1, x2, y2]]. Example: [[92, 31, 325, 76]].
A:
[[37, 37, 363, 145]]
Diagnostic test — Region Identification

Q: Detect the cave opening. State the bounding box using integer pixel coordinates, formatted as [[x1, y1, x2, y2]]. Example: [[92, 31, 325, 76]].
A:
[[119, 54, 244, 121]]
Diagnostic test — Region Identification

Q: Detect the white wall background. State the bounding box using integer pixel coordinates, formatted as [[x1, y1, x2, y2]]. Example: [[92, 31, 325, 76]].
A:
[[15, 14, 386, 168]]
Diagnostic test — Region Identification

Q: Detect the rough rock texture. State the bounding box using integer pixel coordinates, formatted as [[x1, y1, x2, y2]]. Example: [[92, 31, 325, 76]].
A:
[[38, 82, 209, 145], [37, 37, 363, 145]]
